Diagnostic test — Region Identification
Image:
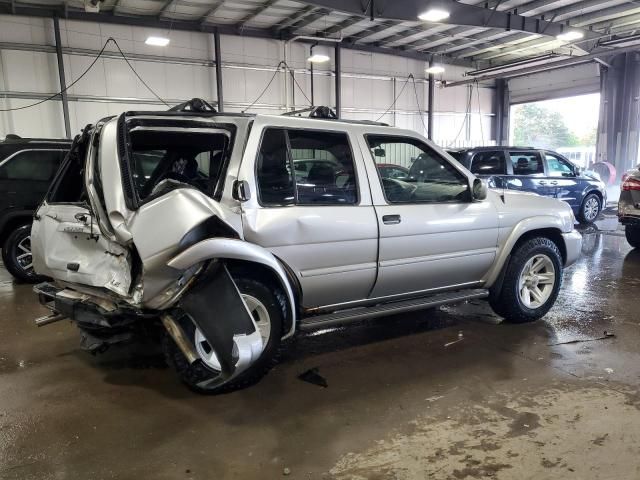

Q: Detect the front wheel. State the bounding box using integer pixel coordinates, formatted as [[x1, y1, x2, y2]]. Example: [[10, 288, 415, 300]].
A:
[[577, 193, 601, 224], [626, 225, 640, 248], [2, 224, 46, 283], [489, 237, 563, 323], [164, 277, 286, 394]]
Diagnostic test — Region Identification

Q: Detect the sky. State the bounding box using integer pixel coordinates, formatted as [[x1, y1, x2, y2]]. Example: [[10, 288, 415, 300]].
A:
[[513, 93, 600, 138]]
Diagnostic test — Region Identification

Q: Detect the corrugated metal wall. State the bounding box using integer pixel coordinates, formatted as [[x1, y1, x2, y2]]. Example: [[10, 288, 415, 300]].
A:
[[0, 14, 495, 146]]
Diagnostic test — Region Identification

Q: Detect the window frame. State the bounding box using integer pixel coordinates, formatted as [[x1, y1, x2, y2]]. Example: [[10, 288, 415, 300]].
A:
[[507, 150, 546, 177], [469, 150, 507, 176], [254, 126, 361, 208], [544, 151, 577, 177], [0, 148, 67, 181], [365, 133, 473, 205]]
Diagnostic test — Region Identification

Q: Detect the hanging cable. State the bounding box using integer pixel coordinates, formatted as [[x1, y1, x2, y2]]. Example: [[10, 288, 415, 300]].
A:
[[0, 37, 169, 112], [375, 74, 412, 122], [285, 63, 312, 105], [410, 75, 429, 136], [242, 61, 285, 113], [110, 38, 170, 107], [446, 85, 473, 148]]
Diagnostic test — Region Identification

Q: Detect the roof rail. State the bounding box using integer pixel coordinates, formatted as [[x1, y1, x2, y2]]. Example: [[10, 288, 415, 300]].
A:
[[283, 106, 337, 119], [169, 98, 217, 113]]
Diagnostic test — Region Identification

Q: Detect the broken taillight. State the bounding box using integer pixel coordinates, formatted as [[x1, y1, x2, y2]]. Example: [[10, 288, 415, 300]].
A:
[[622, 174, 640, 191]]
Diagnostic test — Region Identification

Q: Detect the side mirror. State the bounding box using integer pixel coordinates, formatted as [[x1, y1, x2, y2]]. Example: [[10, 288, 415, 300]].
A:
[[472, 178, 487, 201], [232, 180, 250, 202], [374, 148, 386, 158]]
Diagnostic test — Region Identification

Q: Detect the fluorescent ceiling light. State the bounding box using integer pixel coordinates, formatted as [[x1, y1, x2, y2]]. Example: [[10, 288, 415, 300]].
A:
[[557, 31, 583, 42], [145, 36, 170, 47], [418, 9, 450, 22], [426, 65, 445, 75]]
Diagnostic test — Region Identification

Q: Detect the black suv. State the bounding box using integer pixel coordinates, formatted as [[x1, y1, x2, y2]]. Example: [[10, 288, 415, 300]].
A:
[[0, 135, 71, 282], [448, 146, 607, 224]]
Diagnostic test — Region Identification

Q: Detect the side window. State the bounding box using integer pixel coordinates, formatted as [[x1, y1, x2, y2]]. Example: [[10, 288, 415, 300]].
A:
[[256, 128, 294, 206], [256, 128, 358, 206], [470, 151, 506, 175], [509, 151, 544, 176], [0, 150, 63, 181], [546, 154, 575, 177], [367, 135, 470, 204]]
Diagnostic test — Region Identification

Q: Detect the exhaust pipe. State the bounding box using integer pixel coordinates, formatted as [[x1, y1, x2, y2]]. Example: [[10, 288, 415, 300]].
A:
[[161, 313, 199, 364], [34, 312, 66, 327]]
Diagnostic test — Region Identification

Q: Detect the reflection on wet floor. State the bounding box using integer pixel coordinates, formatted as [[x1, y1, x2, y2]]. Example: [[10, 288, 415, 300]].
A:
[[1, 213, 640, 479]]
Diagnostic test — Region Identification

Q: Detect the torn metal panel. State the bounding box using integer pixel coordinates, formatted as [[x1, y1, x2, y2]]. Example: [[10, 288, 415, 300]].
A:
[[177, 262, 263, 383]]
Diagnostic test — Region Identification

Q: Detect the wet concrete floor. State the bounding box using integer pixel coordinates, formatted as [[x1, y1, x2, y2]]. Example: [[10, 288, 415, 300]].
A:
[[1, 215, 640, 479]]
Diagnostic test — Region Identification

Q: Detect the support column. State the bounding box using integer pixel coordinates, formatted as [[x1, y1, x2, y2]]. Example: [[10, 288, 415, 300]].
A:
[[427, 71, 434, 140], [493, 78, 510, 145], [53, 17, 71, 139], [335, 43, 341, 118], [214, 29, 224, 112], [597, 52, 640, 180]]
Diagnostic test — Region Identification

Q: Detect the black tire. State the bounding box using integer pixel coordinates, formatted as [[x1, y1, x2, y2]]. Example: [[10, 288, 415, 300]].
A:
[[577, 193, 601, 224], [164, 276, 287, 394], [489, 237, 563, 324], [626, 225, 640, 249], [1, 224, 46, 283]]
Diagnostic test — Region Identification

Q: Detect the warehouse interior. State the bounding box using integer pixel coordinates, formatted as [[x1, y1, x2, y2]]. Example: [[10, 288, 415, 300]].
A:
[[1, 0, 640, 478]]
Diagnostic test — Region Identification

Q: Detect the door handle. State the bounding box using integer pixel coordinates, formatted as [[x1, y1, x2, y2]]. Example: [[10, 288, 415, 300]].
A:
[[550, 181, 558, 185], [538, 181, 547, 185], [382, 214, 401, 225]]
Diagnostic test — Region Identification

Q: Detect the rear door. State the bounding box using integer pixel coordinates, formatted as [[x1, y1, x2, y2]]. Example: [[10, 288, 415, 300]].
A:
[[505, 150, 552, 197], [543, 151, 581, 209], [467, 150, 508, 188], [240, 121, 378, 308], [0, 149, 66, 211]]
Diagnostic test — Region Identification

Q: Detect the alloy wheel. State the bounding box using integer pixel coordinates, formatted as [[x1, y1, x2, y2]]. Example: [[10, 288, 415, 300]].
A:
[[517, 254, 556, 309], [15, 235, 34, 274], [194, 294, 271, 371], [584, 197, 600, 222]]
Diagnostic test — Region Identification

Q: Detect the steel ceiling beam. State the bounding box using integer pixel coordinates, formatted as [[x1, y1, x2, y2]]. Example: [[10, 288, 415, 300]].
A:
[[296, 0, 597, 38], [236, 0, 278, 28], [320, 15, 363, 35], [279, 7, 330, 33], [200, 0, 225, 24], [273, 4, 314, 31]]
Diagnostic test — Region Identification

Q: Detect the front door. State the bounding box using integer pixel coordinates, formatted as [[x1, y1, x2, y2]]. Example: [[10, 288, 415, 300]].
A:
[[363, 134, 500, 298], [543, 151, 581, 209], [240, 124, 378, 309]]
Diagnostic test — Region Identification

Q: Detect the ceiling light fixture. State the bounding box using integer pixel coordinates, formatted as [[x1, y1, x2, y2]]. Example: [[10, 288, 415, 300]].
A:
[[426, 65, 445, 75], [556, 31, 584, 42], [418, 9, 450, 22], [145, 36, 170, 47], [307, 45, 330, 63]]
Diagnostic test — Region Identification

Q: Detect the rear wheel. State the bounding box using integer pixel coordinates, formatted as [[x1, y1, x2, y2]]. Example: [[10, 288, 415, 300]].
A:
[[626, 225, 640, 248], [489, 237, 563, 323], [164, 277, 286, 394], [577, 193, 601, 224], [2, 224, 45, 283]]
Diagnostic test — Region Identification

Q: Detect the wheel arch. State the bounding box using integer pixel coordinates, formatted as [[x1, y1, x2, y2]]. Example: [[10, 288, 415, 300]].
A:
[[484, 218, 568, 288], [167, 238, 298, 339], [0, 210, 34, 245]]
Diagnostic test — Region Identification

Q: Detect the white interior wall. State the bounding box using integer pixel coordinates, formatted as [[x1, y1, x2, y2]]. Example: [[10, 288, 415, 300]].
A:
[[0, 14, 495, 146]]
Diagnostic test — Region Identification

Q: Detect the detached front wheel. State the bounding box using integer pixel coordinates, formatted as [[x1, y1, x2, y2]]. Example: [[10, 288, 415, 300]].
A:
[[164, 277, 286, 394], [489, 237, 563, 323]]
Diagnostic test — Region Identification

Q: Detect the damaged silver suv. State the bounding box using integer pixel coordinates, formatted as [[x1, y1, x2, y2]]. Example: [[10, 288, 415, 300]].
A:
[[31, 102, 582, 393]]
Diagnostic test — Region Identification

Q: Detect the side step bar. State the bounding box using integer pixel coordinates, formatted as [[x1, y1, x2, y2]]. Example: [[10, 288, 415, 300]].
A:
[[299, 289, 489, 331]]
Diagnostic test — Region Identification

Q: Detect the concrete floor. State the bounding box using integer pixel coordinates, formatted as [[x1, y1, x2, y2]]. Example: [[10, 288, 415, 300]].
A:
[[1, 215, 639, 480]]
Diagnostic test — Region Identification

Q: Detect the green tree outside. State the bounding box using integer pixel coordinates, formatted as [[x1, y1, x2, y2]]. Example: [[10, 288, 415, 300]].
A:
[[512, 103, 586, 149]]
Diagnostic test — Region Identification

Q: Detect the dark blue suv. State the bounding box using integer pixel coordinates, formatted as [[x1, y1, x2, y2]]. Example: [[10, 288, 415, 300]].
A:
[[448, 146, 607, 224]]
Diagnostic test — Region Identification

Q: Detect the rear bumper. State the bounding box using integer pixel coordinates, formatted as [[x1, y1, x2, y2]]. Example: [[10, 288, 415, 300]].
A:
[[562, 230, 582, 267]]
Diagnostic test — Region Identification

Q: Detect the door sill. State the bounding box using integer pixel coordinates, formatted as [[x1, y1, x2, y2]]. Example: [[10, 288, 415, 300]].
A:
[[298, 288, 488, 331]]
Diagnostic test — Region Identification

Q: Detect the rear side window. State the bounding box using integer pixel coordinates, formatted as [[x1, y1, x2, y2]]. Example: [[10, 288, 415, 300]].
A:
[[470, 151, 506, 175], [0, 150, 64, 181], [509, 151, 544, 176], [546, 153, 575, 177], [256, 128, 358, 206]]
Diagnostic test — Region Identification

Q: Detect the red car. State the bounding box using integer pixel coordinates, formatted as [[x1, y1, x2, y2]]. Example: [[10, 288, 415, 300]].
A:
[[377, 163, 409, 179]]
